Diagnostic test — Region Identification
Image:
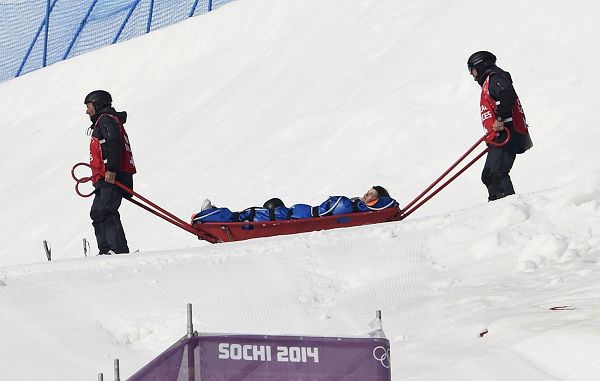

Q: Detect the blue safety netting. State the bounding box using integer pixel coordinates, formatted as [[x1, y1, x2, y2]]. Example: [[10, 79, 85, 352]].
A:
[[0, 0, 236, 82]]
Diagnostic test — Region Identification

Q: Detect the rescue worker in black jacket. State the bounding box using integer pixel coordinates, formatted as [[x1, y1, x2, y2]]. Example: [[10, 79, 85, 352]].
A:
[[85, 90, 136, 254], [467, 51, 532, 201]]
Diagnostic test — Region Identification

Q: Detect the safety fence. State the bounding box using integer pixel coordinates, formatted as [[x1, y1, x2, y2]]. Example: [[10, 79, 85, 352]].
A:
[[0, 0, 236, 82]]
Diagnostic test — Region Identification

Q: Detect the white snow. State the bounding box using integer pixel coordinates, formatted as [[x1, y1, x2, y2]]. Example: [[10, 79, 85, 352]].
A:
[[1, 0, 599, 379]]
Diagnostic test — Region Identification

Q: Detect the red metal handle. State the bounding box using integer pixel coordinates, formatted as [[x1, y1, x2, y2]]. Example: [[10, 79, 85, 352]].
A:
[[399, 128, 509, 220], [71, 162, 95, 197], [400, 132, 489, 214], [487, 127, 511, 147], [70, 162, 220, 243]]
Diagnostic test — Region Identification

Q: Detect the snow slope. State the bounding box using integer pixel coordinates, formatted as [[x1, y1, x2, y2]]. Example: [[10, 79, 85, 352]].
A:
[[0, 0, 599, 379]]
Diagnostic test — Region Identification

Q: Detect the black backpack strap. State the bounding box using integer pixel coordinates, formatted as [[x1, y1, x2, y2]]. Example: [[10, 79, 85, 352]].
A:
[[352, 199, 360, 212], [240, 207, 257, 222], [311, 206, 320, 217], [269, 208, 276, 221]]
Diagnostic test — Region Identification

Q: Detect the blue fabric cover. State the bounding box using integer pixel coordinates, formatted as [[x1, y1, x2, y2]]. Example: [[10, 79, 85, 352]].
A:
[[238, 207, 269, 222], [273, 206, 291, 220], [356, 196, 398, 212], [317, 196, 355, 216], [192, 208, 235, 223], [238, 207, 291, 222], [288, 204, 314, 219]]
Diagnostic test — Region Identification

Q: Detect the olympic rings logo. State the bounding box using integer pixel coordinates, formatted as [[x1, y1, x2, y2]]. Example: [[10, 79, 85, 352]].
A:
[[372, 346, 390, 368]]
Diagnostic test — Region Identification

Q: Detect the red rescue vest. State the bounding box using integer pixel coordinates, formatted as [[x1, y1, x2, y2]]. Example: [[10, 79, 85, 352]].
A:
[[89, 114, 136, 184], [480, 73, 528, 143]]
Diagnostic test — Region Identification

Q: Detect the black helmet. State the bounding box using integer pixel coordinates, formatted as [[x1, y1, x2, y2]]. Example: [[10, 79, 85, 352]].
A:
[[84, 90, 112, 111], [372, 185, 390, 198], [467, 51, 496, 72], [263, 197, 286, 210]]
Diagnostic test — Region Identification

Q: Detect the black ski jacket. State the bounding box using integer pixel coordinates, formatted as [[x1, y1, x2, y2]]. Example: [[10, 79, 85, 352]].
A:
[[478, 66, 518, 122], [89, 106, 133, 191]]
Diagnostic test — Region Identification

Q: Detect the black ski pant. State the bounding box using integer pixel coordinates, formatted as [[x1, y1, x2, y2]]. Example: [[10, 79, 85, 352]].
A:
[[481, 144, 518, 201], [90, 184, 129, 254]]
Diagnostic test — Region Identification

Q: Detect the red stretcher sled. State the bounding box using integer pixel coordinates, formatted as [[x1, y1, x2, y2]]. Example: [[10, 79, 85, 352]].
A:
[[70, 162, 402, 243], [71, 130, 507, 244], [193, 207, 402, 243]]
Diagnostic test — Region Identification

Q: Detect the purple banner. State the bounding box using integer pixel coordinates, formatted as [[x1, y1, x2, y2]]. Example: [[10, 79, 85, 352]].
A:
[[128, 334, 391, 381]]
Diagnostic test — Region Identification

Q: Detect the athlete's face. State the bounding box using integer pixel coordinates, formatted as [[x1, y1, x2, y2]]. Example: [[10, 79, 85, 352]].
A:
[[469, 67, 478, 81], [361, 188, 379, 204], [85, 102, 96, 117]]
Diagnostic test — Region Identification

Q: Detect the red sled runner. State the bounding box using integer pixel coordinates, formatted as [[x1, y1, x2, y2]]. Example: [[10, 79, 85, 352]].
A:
[[71, 130, 507, 244]]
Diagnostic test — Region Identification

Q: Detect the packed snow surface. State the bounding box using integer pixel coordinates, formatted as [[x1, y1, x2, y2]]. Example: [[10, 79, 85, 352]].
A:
[[1, 0, 599, 379]]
